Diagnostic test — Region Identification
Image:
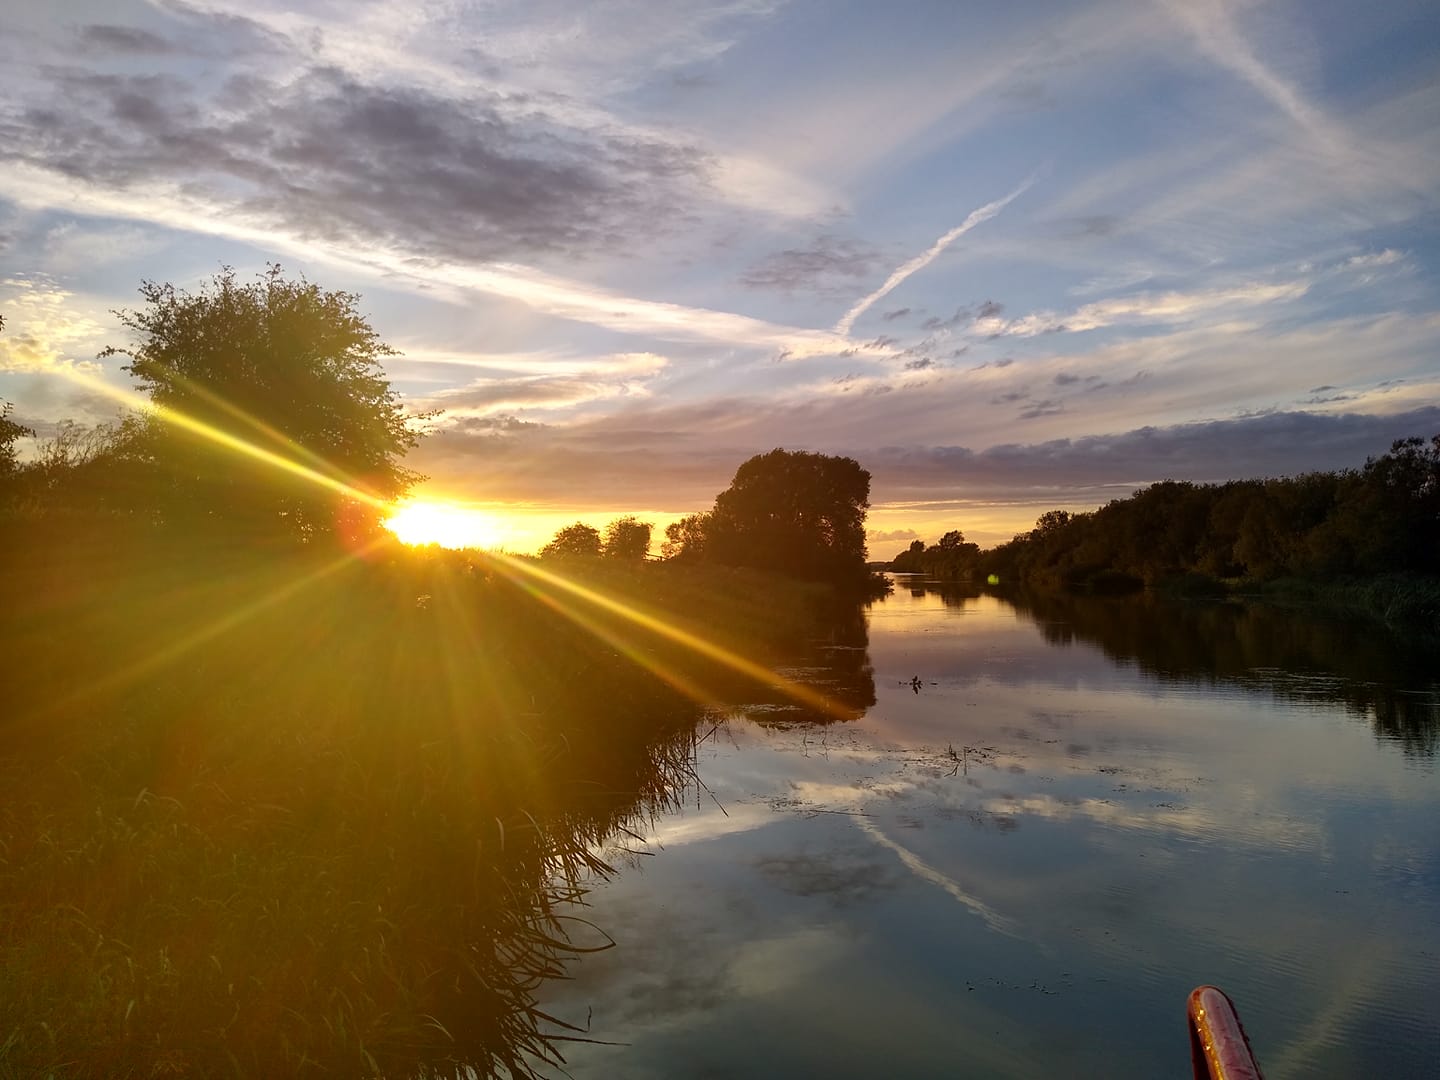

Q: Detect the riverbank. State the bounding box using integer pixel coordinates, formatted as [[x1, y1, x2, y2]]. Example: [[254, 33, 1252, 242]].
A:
[[0, 526, 851, 1077]]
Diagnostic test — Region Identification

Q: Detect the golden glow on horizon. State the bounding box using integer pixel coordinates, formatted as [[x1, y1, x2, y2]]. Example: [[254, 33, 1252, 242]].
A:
[[385, 501, 503, 550], [46, 364, 857, 722]]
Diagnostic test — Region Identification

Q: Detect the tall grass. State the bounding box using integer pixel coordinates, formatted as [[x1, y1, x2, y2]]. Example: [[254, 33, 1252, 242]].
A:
[[0, 525, 835, 1076]]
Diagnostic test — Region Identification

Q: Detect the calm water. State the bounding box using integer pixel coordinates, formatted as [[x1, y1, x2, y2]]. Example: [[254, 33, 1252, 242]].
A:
[[538, 579, 1440, 1079]]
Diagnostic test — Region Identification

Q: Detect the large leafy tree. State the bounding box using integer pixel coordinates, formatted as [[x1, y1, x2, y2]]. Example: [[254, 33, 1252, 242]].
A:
[[540, 522, 602, 560], [705, 449, 871, 583], [106, 266, 421, 541], [602, 516, 652, 560]]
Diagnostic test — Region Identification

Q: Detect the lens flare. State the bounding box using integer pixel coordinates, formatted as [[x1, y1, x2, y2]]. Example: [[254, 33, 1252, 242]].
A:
[[385, 501, 502, 550]]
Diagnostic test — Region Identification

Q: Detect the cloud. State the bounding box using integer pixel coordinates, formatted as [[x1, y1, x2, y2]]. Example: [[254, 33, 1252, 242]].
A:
[[867, 406, 1440, 497], [739, 234, 880, 296], [1017, 399, 1064, 420], [867, 527, 919, 543], [991, 280, 1309, 338], [2, 57, 708, 266], [1343, 249, 1404, 272], [881, 307, 911, 321], [0, 276, 107, 374], [1160, 0, 1347, 161], [421, 352, 669, 416], [834, 176, 1035, 336], [42, 222, 166, 272], [77, 24, 181, 55]]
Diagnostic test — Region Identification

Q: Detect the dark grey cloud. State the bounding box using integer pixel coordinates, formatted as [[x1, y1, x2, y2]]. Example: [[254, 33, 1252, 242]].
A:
[[3, 50, 707, 263], [753, 851, 898, 908], [445, 414, 544, 436], [1065, 215, 1119, 239], [77, 24, 179, 55], [1053, 372, 1082, 385], [1017, 399, 1064, 420], [881, 307, 911, 321], [976, 299, 1005, 320], [921, 306, 969, 331], [739, 234, 880, 296], [867, 406, 1440, 497], [904, 357, 933, 371]]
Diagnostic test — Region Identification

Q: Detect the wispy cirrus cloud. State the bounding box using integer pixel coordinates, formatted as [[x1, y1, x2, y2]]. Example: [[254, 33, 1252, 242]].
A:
[[985, 280, 1310, 338], [419, 352, 670, 417]]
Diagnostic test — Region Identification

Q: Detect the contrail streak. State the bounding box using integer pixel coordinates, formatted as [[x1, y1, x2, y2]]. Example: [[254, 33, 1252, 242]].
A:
[[833, 175, 1036, 337]]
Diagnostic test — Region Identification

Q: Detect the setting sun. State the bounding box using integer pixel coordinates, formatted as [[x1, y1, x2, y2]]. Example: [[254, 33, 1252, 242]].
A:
[[385, 501, 503, 550]]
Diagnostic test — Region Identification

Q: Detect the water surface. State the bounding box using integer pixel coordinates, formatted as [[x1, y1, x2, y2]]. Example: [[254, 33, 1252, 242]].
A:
[[541, 579, 1440, 1078]]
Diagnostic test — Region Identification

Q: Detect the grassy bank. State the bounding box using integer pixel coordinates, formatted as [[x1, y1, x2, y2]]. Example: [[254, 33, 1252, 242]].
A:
[[1242, 573, 1440, 631], [0, 524, 844, 1077]]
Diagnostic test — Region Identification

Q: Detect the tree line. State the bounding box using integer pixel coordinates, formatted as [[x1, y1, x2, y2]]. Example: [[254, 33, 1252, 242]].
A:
[[889, 439, 1440, 595]]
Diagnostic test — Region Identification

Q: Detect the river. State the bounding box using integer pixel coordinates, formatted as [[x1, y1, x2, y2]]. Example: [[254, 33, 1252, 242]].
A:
[[537, 577, 1440, 1078]]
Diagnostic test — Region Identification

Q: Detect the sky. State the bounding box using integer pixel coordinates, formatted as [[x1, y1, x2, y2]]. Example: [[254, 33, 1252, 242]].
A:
[[1, 0, 1438, 555]]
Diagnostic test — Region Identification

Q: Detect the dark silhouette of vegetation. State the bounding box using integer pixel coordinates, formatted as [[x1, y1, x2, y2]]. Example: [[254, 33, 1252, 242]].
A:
[[602, 515, 653, 560], [540, 521, 603, 560], [0, 402, 29, 478], [662, 449, 878, 590], [890, 437, 1440, 626], [890, 529, 981, 579], [97, 266, 423, 542], [661, 510, 712, 562], [1, 316, 32, 479]]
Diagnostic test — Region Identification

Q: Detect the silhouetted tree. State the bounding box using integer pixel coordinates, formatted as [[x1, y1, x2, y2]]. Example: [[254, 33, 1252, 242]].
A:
[[661, 512, 711, 561], [889, 529, 980, 579], [705, 449, 871, 584], [603, 516, 652, 560], [540, 522, 602, 560], [104, 266, 422, 542], [0, 403, 29, 479], [1, 316, 34, 490]]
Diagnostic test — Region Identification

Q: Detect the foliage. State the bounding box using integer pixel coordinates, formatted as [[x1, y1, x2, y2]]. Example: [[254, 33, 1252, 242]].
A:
[[102, 266, 422, 542], [0, 400, 31, 478], [603, 515, 653, 560], [890, 528, 981, 579], [973, 435, 1440, 609], [666, 449, 873, 586], [1, 317, 34, 478], [661, 511, 712, 561], [540, 521, 602, 560]]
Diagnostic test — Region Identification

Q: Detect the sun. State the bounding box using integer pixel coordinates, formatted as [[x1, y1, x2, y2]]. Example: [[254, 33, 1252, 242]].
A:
[[384, 501, 503, 550]]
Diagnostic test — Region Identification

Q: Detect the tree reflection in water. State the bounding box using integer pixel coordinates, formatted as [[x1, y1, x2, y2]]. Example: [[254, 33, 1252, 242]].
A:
[[729, 599, 876, 728], [899, 579, 1439, 755]]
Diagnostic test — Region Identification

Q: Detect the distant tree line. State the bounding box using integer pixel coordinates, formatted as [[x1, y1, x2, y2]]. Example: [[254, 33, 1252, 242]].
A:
[[889, 529, 982, 580], [890, 437, 1440, 593], [540, 516, 653, 561]]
